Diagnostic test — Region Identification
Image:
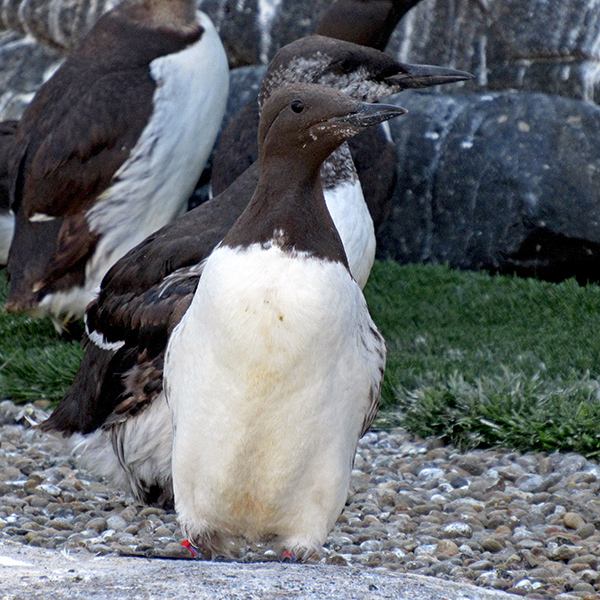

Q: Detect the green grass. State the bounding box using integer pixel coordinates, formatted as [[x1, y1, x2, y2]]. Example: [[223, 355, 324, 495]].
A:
[[0, 271, 82, 401], [363, 262, 600, 456], [3, 262, 600, 457]]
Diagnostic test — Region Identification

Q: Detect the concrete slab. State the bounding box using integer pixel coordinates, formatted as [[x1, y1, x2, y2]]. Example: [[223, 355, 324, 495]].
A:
[[0, 540, 516, 600]]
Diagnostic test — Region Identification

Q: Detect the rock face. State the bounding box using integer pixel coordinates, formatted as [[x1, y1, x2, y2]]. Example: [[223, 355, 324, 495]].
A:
[[377, 90, 600, 282], [3, 0, 600, 103], [0, 32, 61, 119], [390, 0, 600, 104]]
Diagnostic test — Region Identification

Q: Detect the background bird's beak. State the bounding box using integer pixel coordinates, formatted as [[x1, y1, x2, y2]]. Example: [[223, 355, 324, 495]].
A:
[[386, 64, 474, 89], [336, 103, 408, 128]]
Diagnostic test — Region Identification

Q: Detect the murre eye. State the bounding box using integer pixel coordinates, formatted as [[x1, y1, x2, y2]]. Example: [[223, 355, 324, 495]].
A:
[[340, 58, 353, 73], [291, 100, 304, 113]]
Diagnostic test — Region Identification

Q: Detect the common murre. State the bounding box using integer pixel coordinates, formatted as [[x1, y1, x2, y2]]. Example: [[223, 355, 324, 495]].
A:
[[4, 0, 229, 331], [167, 82, 398, 559], [39, 36, 470, 508]]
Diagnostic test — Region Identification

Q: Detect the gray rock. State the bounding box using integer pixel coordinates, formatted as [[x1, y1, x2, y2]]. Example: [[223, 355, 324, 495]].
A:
[[442, 522, 473, 539], [377, 90, 600, 283], [0, 32, 62, 120], [390, 0, 600, 103], [204, 0, 332, 67], [106, 515, 127, 532]]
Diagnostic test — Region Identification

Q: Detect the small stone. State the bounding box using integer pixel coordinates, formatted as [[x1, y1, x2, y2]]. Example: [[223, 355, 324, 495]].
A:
[[153, 526, 172, 538], [563, 512, 586, 530], [518, 476, 545, 493], [35, 484, 61, 497], [435, 540, 459, 557], [161, 543, 191, 559], [326, 554, 348, 566], [417, 468, 445, 482], [28, 496, 48, 508], [575, 523, 596, 539], [106, 516, 127, 532], [578, 569, 598, 584], [86, 518, 108, 533], [573, 582, 596, 593], [139, 507, 164, 517], [46, 520, 73, 531], [469, 559, 494, 571], [453, 457, 486, 476], [359, 540, 381, 552], [549, 544, 579, 561], [514, 579, 533, 592], [480, 537, 504, 553], [449, 476, 469, 489], [88, 544, 112, 555], [0, 467, 23, 482], [441, 522, 473, 539], [476, 570, 498, 586]]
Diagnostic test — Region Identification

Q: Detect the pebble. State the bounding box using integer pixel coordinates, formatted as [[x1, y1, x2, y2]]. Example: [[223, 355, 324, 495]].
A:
[[3, 400, 600, 599]]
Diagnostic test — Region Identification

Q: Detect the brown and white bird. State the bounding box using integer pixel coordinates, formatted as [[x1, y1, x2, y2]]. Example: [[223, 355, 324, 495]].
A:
[[40, 36, 470, 509], [4, 0, 229, 330], [166, 82, 396, 559]]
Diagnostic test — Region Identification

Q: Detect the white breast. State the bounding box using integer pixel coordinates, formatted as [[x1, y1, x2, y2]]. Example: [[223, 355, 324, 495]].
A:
[[82, 11, 229, 301], [70, 392, 173, 503], [165, 244, 385, 554], [324, 179, 375, 289]]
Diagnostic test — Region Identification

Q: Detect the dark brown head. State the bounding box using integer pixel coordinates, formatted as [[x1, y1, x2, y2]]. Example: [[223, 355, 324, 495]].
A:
[[223, 83, 406, 261], [258, 82, 407, 173], [258, 35, 473, 109]]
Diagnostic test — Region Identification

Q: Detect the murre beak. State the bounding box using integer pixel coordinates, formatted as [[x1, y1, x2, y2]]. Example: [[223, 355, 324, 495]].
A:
[[336, 102, 407, 128], [386, 64, 474, 89]]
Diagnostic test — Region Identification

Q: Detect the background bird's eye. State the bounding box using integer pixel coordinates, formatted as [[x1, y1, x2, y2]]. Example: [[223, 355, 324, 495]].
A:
[[291, 100, 304, 113], [340, 58, 353, 73]]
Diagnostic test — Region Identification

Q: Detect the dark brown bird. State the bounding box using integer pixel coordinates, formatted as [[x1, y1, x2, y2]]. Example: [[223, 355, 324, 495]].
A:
[[4, 0, 228, 331]]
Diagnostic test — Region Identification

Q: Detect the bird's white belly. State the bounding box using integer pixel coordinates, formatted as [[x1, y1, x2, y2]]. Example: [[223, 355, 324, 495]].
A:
[[324, 179, 375, 289], [84, 11, 229, 294], [70, 392, 173, 502], [165, 245, 374, 551]]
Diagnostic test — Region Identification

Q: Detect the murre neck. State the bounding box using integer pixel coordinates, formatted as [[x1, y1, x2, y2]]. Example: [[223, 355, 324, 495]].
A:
[[223, 157, 348, 268]]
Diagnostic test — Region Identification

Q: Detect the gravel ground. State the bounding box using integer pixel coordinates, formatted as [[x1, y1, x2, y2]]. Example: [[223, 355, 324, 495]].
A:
[[2, 400, 600, 600]]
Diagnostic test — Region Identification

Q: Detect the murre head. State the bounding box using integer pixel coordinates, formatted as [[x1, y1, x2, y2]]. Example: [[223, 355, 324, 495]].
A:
[[257, 82, 407, 172], [224, 83, 407, 260], [258, 35, 473, 109]]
